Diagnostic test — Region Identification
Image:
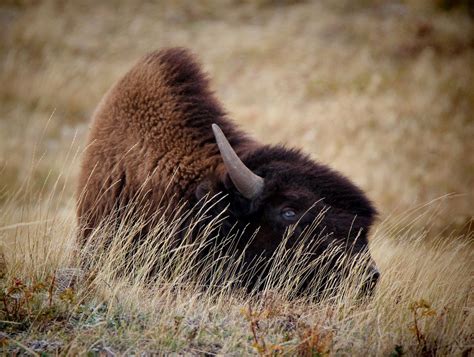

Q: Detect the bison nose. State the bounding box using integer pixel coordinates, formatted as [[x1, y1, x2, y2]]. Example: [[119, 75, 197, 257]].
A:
[[366, 265, 380, 289], [369, 266, 380, 282], [360, 265, 380, 296]]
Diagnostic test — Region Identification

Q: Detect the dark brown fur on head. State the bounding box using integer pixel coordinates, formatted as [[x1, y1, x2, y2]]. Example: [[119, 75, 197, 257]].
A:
[[77, 47, 378, 294]]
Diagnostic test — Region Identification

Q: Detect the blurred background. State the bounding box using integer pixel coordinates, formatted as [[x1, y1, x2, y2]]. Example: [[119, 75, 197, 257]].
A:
[[0, 0, 473, 234]]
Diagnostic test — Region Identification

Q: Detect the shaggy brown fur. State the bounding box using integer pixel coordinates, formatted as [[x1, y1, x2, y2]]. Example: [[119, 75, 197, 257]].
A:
[[77, 48, 253, 239]]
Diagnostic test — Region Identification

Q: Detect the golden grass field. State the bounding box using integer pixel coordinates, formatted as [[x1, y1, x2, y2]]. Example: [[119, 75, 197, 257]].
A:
[[0, 0, 473, 355]]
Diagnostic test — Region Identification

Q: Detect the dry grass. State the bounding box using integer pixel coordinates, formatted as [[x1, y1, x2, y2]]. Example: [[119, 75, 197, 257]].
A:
[[0, 182, 472, 355], [0, 0, 473, 355]]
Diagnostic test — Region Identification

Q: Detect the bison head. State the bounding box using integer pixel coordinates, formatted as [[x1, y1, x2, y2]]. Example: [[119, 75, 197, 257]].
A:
[[195, 124, 379, 295]]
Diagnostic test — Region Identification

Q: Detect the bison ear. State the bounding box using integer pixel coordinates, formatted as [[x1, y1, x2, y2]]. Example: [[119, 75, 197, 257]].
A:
[[195, 180, 212, 200], [195, 175, 234, 200]]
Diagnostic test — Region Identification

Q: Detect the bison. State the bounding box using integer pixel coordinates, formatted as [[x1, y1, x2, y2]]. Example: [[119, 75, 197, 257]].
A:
[[77, 48, 379, 294]]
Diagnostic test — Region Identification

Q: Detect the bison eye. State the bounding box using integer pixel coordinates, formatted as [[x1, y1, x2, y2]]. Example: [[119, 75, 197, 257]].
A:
[[281, 208, 297, 220]]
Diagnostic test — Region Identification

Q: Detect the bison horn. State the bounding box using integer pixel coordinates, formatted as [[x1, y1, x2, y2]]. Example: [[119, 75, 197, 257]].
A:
[[212, 124, 264, 199]]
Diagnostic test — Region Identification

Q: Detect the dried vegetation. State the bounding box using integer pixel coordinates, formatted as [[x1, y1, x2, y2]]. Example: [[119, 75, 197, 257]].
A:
[[0, 0, 473, 355]]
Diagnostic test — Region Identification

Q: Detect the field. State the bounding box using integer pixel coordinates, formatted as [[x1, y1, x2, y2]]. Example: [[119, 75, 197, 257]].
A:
[[0, 0, 473, 355]]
